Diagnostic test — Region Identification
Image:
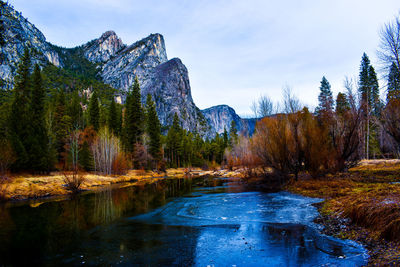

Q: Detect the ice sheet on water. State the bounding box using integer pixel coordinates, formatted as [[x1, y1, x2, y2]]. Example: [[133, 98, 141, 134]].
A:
[[130, 191, 323, 227]]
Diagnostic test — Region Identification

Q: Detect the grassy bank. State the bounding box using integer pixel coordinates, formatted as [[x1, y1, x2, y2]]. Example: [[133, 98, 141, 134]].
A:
[[287, 159, 400, 266], [0, 168, 242, 201]]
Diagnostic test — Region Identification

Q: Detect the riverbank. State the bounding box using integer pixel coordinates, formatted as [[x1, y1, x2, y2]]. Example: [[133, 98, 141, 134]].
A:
[[287, 159, 400, 266], [0, 168, 243, 201]]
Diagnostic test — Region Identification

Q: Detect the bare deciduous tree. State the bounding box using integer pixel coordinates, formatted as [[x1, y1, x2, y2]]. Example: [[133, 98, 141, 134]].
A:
[[63, 130, 86, 193], [378, 14, 400, 70], [91, 128, 121, 175], [282, 86, 302, 114], [251, 95, 274, 119]]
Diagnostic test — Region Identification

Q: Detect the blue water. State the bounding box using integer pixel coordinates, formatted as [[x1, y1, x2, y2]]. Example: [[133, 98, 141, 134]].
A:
[[130, 189, 368, 266], [0, 177, 368, 266]]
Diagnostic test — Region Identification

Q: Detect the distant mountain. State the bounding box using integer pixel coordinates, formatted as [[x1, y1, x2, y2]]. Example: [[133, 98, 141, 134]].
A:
[[202, 105, 256, 138], [0, 3, 255, 136]]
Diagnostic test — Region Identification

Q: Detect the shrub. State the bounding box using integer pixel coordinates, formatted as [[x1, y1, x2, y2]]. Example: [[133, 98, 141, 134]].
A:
[[63, 169, 86, 194], [111, 152, 130, 175]]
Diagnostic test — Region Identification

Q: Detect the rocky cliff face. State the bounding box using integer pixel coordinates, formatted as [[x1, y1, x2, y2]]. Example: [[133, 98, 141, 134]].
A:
[[83, 31, 125, 63], [97, 33, 167, 92], [0, 3, 255, 136], [202, 105, 256, 137], [141, 58, 209, 134], [0, 3, 61, 88]]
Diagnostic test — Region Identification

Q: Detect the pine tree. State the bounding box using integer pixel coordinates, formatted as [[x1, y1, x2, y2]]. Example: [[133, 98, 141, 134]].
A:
[[53, 90, 72, 160], [108, 97, 118, 134], [145, 94, 161, 161], [29, 64, 50, 172], [123, 76, 143, 153], [359, 53, 371, 109], [166, 113, 182, 167], [9, 48, 31, 170], [68, 91, 83, 129], [229, 120, 238, 147], [387, 62, 400, 101], [369, 65, 380, 116], [223, 127, 229, 149], [358, 53, 381, 159], [316, 76, 334, 120], [335, 92, 350, 116], [79, 141, 93, 171], [89, 90, 100, 131]]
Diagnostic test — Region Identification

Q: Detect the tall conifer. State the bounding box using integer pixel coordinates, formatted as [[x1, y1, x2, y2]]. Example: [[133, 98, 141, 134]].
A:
[[316, 76, 334, 120], [123, 76, 143, 153], [9, 48, 31, 170], [89, 90, 100, 131], [145, 94, 161, 160], [29, 64, 49, 172], [335, 92, 350, 116], [108, 97, 118, 134], [387, 62, 400, 100]]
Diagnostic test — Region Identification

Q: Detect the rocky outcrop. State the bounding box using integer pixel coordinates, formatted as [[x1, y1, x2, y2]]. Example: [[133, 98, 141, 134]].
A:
[[83, 31, 125, 63], [202, 105, 256, 137], [141, 58, 209, 134], [0, 3, 255, 137], [0, 3, 61, 88], [97, 33, 167, 92]]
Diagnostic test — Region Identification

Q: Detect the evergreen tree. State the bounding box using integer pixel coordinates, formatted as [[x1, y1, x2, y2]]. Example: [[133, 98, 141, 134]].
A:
[[123, 76, 143, 153], [369, 65, 380, 116], [79, 141, 93, 171], [229, 120, 238, 147], [359, 53, 371, 109], [358, 53, 381, 159], [166, 113, 182, 167], [335, 92, 350, 116], [387, 62, 400, 101], [68, 91, 83, 129], [316, 76, 334, 120], [29, 64, 50, 172], [9, 48, 31, 170], [223, 127, 229, 149], [108, 97, 119, 134], [53, 90, 72, 160], [145, 94, 161, 161], [89, 90, 100, 131]]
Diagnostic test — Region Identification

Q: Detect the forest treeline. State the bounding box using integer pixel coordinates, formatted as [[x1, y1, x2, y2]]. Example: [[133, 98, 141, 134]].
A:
[[0, 47, 237, 177], [0, 11, 400, 184], [226, 15, 400, 182]]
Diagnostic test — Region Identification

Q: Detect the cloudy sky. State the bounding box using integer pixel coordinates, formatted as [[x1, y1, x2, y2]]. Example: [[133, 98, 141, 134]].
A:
[[9, 0, 400, 116]]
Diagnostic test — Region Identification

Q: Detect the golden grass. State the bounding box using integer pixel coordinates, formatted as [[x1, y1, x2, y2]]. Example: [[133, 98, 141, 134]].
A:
[[1, 168, 243, 201], [287, 161, 400, 265], [289, 179, 400, 238], [287, 159, 400, 242]]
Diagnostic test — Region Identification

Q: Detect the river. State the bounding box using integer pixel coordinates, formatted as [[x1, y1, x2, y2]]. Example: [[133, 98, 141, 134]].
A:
[[0, 177, 367, 266]]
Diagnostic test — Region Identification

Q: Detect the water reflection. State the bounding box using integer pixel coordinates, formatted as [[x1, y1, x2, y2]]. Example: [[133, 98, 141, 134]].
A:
[[131, 191, 368, 266], [0, 177, 204, 266], [0, 177, 367, 266]]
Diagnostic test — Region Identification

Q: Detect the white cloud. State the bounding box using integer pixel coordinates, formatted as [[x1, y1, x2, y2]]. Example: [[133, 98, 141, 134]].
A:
[[9, 0, 400, 114]]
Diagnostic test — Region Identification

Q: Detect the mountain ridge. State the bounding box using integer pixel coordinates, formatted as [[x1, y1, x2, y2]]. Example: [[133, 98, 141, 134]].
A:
[[0, 3, 254, 136]]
